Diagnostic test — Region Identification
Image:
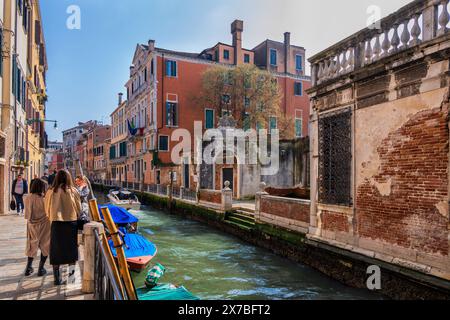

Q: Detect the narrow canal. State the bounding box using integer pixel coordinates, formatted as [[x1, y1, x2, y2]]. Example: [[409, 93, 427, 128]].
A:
[[97, 194, 381, 300]]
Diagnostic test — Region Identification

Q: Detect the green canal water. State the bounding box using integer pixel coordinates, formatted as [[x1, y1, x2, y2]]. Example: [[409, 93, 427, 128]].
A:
[[121, 205, 382, 300]]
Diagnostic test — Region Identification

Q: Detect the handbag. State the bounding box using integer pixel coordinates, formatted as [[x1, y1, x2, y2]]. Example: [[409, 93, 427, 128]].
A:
[[10, 199, 16, 211]]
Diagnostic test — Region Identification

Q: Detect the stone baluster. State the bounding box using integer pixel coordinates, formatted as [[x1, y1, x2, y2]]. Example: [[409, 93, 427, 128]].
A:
[[364, 39, 373, 65], [391, 23, 400, 52], [348, 48, 354, 71], [437, 0, 449, 36], [381, 29, 391, 57], [335, 53, 341, 75], [323, 59, 329, 80], [373, 33, 381, 60], [410, 13, 422, 46], [400, 19, 411, 49], [341, 50, 348, 73], [317, 62, 323, 84]]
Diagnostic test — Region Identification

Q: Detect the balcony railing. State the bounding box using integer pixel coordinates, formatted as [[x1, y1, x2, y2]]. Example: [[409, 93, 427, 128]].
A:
[[310, 0, 450, 87]]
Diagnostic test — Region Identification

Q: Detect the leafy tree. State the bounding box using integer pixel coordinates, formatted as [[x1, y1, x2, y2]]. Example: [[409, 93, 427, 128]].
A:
[[200, 64, 293, 138]]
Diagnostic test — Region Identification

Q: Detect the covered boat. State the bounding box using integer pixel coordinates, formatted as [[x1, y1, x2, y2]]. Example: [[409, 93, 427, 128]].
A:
[[107, 189, 141, 210], [98, 204, 139, 232], [108, 231, 157, 272], [136, 284, 199, 300], [99, 204, 157, 272]]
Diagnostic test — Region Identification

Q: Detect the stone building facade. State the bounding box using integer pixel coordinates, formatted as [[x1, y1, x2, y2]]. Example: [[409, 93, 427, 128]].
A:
[[307, 0, 450, 279]]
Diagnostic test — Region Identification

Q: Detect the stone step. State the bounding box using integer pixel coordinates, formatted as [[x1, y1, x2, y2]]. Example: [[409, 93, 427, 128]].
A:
[[228, 216, 255, 227], [228, 212, 255, 223], [234, 206, 255, 214], [225, 220, 254, 231]]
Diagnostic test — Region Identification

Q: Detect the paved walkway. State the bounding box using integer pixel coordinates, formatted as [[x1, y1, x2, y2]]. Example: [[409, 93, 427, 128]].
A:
[[0, 214, 92, 300]]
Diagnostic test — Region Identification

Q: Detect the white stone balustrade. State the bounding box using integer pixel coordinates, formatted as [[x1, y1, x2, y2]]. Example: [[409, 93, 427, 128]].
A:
[[311, 0, 450, 87]]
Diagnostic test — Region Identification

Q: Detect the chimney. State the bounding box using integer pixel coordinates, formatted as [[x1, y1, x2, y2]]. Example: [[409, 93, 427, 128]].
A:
[[148, 39, 155, 51], [118, 92, 123, 105], [284, 32, 291, 73], [231, 20, 244, 65]]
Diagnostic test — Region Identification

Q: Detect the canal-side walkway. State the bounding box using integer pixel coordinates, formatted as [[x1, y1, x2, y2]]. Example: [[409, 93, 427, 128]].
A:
[[0, 214, 92, 300]]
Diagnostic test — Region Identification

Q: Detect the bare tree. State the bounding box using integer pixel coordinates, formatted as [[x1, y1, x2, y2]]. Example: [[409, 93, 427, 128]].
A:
[[200, 64, 294, 138]]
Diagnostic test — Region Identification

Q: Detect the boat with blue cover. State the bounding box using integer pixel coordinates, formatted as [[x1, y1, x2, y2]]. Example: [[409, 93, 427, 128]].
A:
[[99, 204, 157, 272]]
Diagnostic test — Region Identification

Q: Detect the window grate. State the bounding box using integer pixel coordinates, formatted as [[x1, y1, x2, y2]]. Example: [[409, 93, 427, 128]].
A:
[[318, 108, 352, 206]]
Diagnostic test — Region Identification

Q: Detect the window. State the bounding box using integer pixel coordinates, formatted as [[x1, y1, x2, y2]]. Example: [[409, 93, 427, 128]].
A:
[[159, 135, 169, 152], [270, 49, 277, 66], [166, 102, 178, 126], [244, 97, 250, 108], [244, 54, 250, 63], [165, 60, 177, 77], [295, 118, 303, 138], [223, 49, 230, 60], [205, 109, 214, 129], [294, 82, 303, 96], [296, 55, 303, 71], [222, 94, 231, 105], [318, 109, 352, 206], [269, 117, 277, 130]]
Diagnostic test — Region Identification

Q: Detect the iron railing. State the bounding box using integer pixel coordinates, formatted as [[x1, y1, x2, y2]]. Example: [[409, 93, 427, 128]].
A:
[[182, 189, 197, 202], [93, 230, 126, 300]]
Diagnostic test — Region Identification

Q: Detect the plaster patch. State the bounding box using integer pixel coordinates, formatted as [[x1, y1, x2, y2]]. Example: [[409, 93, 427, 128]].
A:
[[371, 178, 392, 197], [435, 200, 449, 219]]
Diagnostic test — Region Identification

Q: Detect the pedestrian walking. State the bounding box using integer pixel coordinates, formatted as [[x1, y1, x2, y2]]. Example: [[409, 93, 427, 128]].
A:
[[12, 174, 29, 215], [44, 170, 82, 286], [23, 179, 51, 277], [47, 170, 57, 187]]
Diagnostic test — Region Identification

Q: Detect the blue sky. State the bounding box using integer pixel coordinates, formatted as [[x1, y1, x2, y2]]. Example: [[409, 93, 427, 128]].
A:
[[41, 0, 410, 141]]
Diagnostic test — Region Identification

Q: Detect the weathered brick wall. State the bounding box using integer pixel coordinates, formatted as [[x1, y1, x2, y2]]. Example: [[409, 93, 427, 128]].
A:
[[199, 189, 222, 204], [260, 196, 310, 224], [356, 106, 449, 256], [321, 210, 350, 233]]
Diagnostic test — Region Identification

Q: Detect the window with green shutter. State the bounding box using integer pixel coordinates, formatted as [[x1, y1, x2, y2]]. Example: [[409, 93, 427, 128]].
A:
[[269, 117, 277, 130], [205, 109, 214, 129]]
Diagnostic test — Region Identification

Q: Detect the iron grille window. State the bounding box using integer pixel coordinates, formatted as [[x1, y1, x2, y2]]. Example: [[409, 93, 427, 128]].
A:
[[318, 109, 352, 206]]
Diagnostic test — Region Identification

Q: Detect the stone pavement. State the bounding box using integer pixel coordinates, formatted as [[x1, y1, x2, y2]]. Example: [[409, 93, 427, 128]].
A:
[[0, 213, 93, 300]]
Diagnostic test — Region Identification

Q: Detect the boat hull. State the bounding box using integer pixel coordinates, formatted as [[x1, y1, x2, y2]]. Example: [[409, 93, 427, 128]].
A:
[[107, 195, 141, 211]]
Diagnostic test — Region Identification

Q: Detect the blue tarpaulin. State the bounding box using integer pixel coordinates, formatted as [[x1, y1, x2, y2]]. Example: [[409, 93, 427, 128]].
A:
[[98, 204, 139, 225], [108, 232, 157, 259]]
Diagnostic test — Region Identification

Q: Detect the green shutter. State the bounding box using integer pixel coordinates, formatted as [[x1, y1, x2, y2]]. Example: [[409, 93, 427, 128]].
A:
[[205, 110, 214, 129]]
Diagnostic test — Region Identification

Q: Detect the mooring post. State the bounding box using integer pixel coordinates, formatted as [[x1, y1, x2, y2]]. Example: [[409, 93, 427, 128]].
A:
[[82, 222, 105, 294], [221, 181, 233, 212]]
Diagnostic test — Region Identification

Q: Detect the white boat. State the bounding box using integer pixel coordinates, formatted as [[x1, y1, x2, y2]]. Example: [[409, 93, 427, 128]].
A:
[[107, 189, 141, 211]]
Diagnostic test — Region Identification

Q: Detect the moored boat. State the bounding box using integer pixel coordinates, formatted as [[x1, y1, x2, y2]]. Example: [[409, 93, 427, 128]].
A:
[[108, 231, 157, 272], [99, 204, 157, 272], [107, 188, 141, 210]]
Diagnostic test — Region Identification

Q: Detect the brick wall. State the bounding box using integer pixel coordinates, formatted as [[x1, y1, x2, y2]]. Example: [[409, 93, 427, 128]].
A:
[[321, 210, 350, 233], [199, 189, 222, 205], [357, 106, 449, 256], [258, 195, 310, 233]]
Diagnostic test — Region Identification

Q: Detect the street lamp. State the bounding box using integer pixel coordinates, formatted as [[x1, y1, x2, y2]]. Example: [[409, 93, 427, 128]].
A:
[[26, 119, 58, 130]]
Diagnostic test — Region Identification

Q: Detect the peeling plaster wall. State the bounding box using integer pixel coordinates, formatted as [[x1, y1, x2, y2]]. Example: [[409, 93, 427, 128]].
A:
[[309, 44, 450, 278], [356, 88, 449, 257]]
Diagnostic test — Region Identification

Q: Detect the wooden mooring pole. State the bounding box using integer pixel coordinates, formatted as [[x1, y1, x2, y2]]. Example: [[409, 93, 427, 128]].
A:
[[101, 206, 137, 300]]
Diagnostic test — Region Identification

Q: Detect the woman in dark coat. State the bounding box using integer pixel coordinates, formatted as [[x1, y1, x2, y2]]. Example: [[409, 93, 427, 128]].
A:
[[44, 170, 81, 285]]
